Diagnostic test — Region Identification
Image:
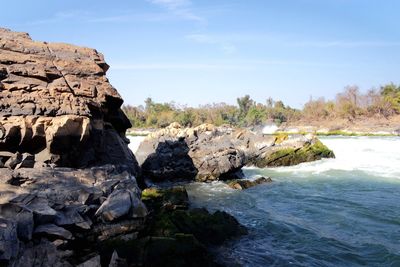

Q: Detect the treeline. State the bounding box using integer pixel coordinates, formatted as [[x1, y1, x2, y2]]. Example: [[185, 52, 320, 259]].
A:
[[122, 83, 400, 128]]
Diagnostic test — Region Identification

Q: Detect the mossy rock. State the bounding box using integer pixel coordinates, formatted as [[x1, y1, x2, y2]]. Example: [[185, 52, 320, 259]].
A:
[[142, 186, 189, 211], [274, 133, 289, 144], [255, 140, 335, 168], [99, 234, 217, 267], [143, 235, 216, 267], [149, 208, 247, 246]]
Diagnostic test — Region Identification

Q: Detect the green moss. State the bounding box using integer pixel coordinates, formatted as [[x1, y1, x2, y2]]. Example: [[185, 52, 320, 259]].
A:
[[142, 186, 189, 211], [142, 188, 163, 201], [256, 140, 334, 167], [274, 133, 289, 144], [127, 132, 149, 137], [316, 131, 395, 136]]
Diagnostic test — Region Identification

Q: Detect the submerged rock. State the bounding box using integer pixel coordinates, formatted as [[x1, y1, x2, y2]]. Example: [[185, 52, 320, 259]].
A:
[[227, 176, 273, 190]]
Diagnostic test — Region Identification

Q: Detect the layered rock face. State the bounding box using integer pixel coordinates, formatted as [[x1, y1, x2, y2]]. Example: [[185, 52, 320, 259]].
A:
[[136, 123, 335, 182], [0, 28, 139, 174], [0, 28, 147, 266]]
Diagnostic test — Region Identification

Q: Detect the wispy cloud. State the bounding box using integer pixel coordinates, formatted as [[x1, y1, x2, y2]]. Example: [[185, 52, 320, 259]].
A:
[[186, 34, 237, 54], [288, 40, 400, 48], [27, 6, 198, 26], [146, 0, 205, 22]]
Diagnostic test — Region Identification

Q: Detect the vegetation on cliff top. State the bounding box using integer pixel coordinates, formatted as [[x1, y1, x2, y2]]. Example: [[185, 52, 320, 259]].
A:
[[123, 83, 400, 129]]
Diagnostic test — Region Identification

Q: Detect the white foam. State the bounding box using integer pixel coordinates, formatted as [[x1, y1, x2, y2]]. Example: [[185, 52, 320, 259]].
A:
[[262, 124, 279, 134], [127, 136, 146, 154], [269, 137, 400, 179]]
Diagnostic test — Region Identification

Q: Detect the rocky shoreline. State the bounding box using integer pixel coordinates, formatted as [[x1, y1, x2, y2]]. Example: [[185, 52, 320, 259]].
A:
[[0, 28, 334, 266]]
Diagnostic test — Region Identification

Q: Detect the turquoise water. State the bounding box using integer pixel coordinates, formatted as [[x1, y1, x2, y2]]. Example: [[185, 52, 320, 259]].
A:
[[186, 137, 400, 267]]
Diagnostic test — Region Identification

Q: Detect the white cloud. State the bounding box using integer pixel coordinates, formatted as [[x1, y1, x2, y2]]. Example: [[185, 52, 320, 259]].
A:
[[146, 0, 205, 22]]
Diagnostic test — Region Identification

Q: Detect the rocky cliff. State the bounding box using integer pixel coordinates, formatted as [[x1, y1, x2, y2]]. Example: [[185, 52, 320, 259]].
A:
[[0, 28, 139, 174], [0, 28, 148, 266]]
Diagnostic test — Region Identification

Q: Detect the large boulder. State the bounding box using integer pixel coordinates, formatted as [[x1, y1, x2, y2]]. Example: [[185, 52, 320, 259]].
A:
[[0, 28, 139, 175], [136, 123, 247, 182], [136, 123, 334, 182]]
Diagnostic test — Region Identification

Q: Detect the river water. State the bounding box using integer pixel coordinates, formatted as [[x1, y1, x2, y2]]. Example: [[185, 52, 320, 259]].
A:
[[129, 136, 400, 267]]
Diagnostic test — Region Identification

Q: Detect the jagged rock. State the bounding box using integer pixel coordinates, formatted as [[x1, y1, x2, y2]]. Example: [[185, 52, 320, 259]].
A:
[[227, 176, 273, 190], [13, 240, 72, 267], [137, 123, 334, 182], [95, 189, 148, 222], [0, 203, 34, 241], [4, 152, 22, 169], [55, 206, 93, 230], [26, 197, 58, 224], [108, 250, 127, 267], [15, 153, 35, 169], [0, 218, 19, 263], [0, 28, 140, 176], [34, 224, 73, 240], [77, 255, 101, 267]]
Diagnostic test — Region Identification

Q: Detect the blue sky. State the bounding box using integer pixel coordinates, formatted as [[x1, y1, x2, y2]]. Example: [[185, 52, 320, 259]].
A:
[[1, 0, 400, 108]]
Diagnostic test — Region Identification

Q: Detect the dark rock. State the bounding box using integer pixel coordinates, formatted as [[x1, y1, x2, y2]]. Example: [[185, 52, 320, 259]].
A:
[[26, 197, 58, 224], [171, 208, 247, 246], [227, 176, 273, 190], [4, 152, 22, 169], [149, 208, 247, 246], [15, 152, 35, 169], [142, 186, 189, 211], [108, 250, 128, 267], [95, 189, 148, 222], [12, 240, 72, 267], [0, 203, 34, 241], [0, 218, 19, 263], [77, 255, 101, 267], [55, 206, 92, 230], [34, 223, 73, 240]]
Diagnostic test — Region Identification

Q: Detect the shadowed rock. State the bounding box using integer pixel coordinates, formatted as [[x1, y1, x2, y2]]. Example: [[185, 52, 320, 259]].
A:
[[137, 123, 334, 182]]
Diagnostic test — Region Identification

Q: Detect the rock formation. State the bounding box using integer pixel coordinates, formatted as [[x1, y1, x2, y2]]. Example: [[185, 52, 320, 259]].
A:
[[0, 28, 147, 266], [0, 28, 139, 175], [136, 123, 335, 182]]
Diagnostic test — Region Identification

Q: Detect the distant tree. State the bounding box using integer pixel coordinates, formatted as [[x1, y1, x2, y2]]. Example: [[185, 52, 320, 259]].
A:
[[145, 97, 154, 112], [237, 95, 255, 120], [380, 83, 400, 114], [245, 105, 267, 126], [266, 97, 274, 108]]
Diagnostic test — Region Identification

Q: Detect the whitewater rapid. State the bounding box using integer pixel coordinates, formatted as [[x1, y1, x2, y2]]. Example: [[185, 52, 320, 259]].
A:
[[187, 136, 400, 267], [252, 136, 400, 180], [129, 135, 400, 266]]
